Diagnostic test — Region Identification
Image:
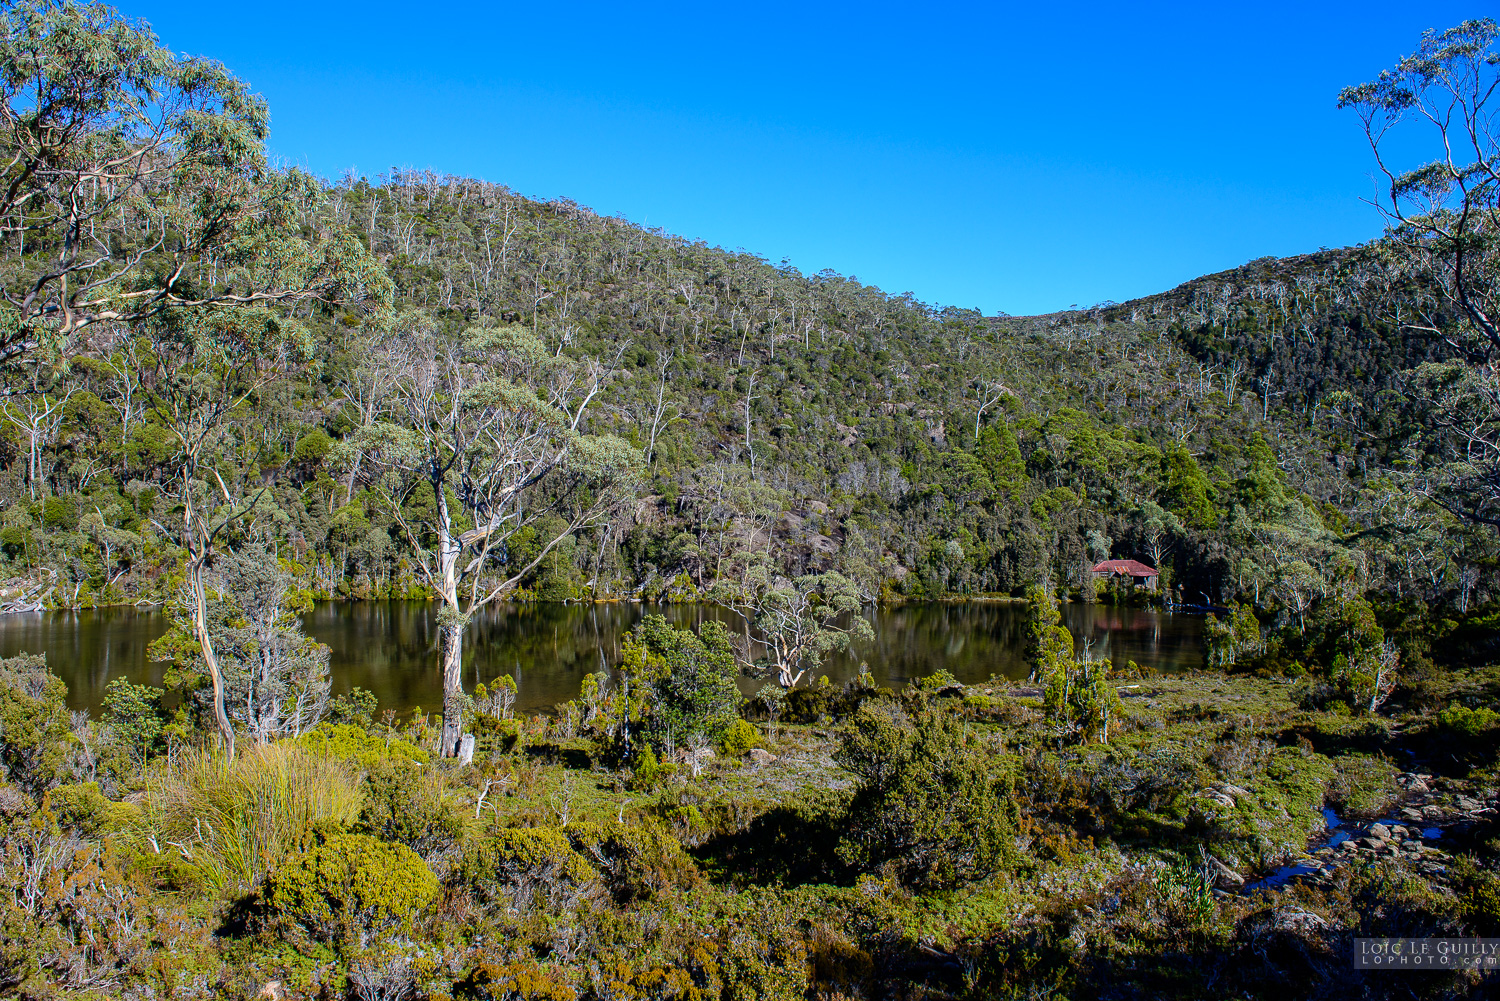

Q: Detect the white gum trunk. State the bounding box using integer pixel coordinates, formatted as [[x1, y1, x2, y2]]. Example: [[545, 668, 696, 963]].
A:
[[436, 481, 466, 757]]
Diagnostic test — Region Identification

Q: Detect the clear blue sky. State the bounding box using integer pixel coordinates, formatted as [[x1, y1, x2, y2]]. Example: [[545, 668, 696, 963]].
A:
[[132, 1, 1482, 316]]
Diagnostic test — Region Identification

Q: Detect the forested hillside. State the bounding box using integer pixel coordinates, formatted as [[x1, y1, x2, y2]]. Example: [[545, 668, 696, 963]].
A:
[[7, 167, 1465, 620]]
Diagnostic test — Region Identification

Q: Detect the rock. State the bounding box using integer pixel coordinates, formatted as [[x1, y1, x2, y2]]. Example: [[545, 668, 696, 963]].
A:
[[1357, 837, 1386, 850], [1409, 779, 1429, 793], [1368, 823, 1391, 840], [1210, 856, 1244, 888], [1400, 808, 1424, 821], [1222, 784, 1253, 799], [748, 748, 777, 765], [808, 533, 838, 555], [1239, 905, 1329, 939]]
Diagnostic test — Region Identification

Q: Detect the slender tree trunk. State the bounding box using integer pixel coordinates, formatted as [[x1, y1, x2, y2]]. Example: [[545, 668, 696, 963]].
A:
[[188, 562, 235, 755], [436, 485, 466, 757], [344, 451, 362, 506], [180, 465, 236, 754], [439, 615, 465, 756]]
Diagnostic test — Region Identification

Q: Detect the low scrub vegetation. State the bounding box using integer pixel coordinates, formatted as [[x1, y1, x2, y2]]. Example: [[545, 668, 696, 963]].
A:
[[0, 602, 1491, 999]]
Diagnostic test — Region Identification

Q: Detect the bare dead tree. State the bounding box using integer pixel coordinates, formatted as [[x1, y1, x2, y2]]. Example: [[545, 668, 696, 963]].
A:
[[971, 377, 1009, 440]]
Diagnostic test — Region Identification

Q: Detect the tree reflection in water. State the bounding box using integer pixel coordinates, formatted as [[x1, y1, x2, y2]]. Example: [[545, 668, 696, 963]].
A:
[[0, 601, 1204, 715]]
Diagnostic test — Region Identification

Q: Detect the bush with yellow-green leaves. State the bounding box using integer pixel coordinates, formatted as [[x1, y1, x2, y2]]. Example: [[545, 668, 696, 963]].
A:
[[265, 830, 438, 949]]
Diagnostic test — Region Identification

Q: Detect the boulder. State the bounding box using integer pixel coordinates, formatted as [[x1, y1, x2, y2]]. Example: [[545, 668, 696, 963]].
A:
[[748, 748, 777, 766], [1368, 823, 1391, 840]]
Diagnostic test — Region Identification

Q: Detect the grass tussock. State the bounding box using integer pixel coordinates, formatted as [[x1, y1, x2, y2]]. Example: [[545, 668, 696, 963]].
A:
[[133, 743, 363, 891]]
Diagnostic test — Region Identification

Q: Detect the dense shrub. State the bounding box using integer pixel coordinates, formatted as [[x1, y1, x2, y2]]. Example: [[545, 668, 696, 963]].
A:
[[628, 746, 675, 790], [46, 782, 137, 836], [1453, 858, 1500, 935], [571, 820, 699, 902], [1428, 702, 1500, 764], [295, 722, 428, 766], [326, 688, 379, 729], [266, 831, 438, 948], [718, 718, 760, 757], [0, 653, 76, 797], [1019, 745, 1203, 845], [456, 958, 577, 1001], [1258, 596, 1399, 712], [835, 703, 1017, 889], [460, 826, 599, 910], [783, 685, 836, 723], [620, 615, 742, 752], [100, 678, 166, 766], [1436, 702, 1500, 738], [354, 758, 464, 862]]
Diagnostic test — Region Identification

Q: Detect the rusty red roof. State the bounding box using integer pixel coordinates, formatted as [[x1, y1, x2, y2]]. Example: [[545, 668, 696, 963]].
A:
[[1091, 559, 1158, 576]]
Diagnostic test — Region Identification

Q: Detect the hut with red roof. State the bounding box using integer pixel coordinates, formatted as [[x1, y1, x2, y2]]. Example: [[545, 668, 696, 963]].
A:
[[1089, 558, 1159, 590]]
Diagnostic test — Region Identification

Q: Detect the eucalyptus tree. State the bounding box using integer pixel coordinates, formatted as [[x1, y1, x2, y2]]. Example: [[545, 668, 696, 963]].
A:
[[366, 321, 640, 756], [636, 348, 678, 465], [1341, 20, 1500, 526], [0, 2, 381, 365], [12, 0, 397, 753], [137, 310, 328, 752], [0, 378, 69, 498], [714, 563, 871, 689]]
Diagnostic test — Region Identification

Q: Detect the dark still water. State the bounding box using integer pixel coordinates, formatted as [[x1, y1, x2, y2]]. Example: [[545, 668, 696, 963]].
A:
[[0, 601, 1205, 715]]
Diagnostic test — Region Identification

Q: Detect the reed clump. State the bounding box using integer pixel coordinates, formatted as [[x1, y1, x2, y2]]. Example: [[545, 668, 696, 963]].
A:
[[133, 743, 363, 891]]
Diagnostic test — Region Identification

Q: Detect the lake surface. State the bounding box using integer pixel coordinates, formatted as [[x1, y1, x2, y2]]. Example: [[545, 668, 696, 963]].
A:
[[0, 601, 1205, 715]]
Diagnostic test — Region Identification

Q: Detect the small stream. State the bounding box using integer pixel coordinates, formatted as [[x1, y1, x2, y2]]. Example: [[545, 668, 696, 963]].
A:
[[1243, 807, 1446, 893]]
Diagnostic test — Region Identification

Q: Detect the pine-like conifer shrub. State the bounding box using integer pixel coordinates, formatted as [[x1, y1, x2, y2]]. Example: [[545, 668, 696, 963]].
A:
[[834, 702, 1017, 890]]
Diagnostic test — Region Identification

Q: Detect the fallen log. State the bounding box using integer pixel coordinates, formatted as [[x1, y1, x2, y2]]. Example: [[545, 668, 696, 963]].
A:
[[0, 573, 55, 614]]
